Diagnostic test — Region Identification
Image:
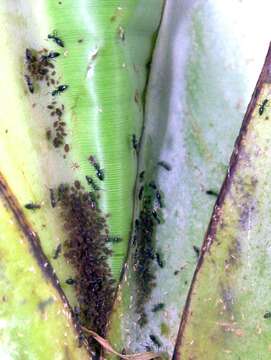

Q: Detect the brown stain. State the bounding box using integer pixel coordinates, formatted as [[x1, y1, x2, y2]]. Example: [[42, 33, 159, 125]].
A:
[[0, 171, 90, 354], [173, 43, 271, 360]]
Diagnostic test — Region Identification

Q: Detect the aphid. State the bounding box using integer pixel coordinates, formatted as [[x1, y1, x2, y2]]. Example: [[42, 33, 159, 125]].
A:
[[156, 252, 164, 268], [64, 144, 70, 153], [107, 236, 122, 243], [139, 170, 145, 181], [206, 189, 219, 197], [156, 191, 163, 208], [49, 188, 58, 208], [149, 181, 157, 190], [78, 333, 85, 348], [96, 168, 104, 181], [65, 278, 76, 285], [46, 129, 52, 140], [135, 219, 140, 228], [157, 161, 172, 171], [86, 176, 100, 191], [55, 108, 63, 117], [52, 84, 69, 96], [264, 311, 271, 319], [193, 245, 200, 258], [132, 134, 138, 151], [24, 203, 41, 210], [149, 334, 162, 347], [259, 99, 268, 116], [24, 75, 34, 94], [152, 303, 165, 312], [41, 51, 60, 61], [152, 210, 161, 224], [53, 244, 62, 259], [174, 270, 179, 276], [138, 186, 144, 200], [48, 32, 65, 47], [25, 48, 36, 63], [88, 156, 105, 181]]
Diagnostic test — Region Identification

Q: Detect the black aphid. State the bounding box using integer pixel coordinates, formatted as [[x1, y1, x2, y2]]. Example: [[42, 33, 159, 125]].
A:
[[152, 303, 165, 312], [48, 33, 65, 47], [24, 203, 41, 210], [96, 168, 104, 181], [49, 188, 58, 208], [132, 134, 138, 151], [152, 210, 161, 224], [86, 176, 100, 191], [193, 245, 200, 258], [264, 311, 271, 319], [25, 48, 36, 63], [41, 51, 60, 62], [139, 186, 144, 200], [107, 236, 122, 243], [156, 252, 164, 268], [24, 75, 34, 94], [149, 181, 157, 190], [139, 170, 145, 181], [157, 161, 172, 171], [52, 84, 69, 96], [88, 156, 105, 181], [259, 99, 268, 116], [156, 191, 163, 208], [149, 334, 162, 347], [206, 189, 219, 197], [53, 244, 62, 259], [65, 278, 76, 285]]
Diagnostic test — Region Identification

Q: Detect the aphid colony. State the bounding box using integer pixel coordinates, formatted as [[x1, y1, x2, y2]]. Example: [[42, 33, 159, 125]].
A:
[[24, 32, 69, 153], [55, 181, 115, 353], [133, 175, 165, 327]]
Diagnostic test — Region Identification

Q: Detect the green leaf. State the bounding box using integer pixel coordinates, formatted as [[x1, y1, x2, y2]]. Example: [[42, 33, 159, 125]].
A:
[[174, 44, 271, 360]]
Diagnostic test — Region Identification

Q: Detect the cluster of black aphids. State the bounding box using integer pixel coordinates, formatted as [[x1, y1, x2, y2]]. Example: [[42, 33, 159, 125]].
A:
[[133, 178, 165, 327], [55, 180, 115, 351]]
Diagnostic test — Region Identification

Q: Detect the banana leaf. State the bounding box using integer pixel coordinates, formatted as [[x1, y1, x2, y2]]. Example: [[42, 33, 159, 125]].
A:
[[174, 42, 271, 360]]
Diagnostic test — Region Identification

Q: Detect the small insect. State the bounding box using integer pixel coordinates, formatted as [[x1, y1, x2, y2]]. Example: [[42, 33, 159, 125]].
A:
[[264, 311, 271, 319], [24, 203, 41, 210], [152, 210, 161, 224], [149, 181, 157, 190], [107, 236, 122, 243], [53, 244, 62, 259], [157, 161, 172, 171], [156, 252, 164, 268], [135, 219, 140, 228], [78, 333, 85, 348], [193, 245, 200, 258], [41, 51, 60, 62], [139, 170, 145, 181], [25, 48, 36, 63], [259, 99, 268, 116], [138, 186, 144, 200], [206, 189, 219, 197], [96, 168, 104, 181], [52, 84, 69, 96], [24, 75, 34, 94], [152, 303, 165, 312], [49, 188, 58, 208], [85, 175, 100, 191], [46, 129, 52, 140], [156, 191, 163, 208], [48, 32, 65, 47], [132, 134, 138, 151], [88, 156, 105, 181], [149, 334, 162, 347], [174, 270, 180, 276], [65, 278, 76, 285]]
